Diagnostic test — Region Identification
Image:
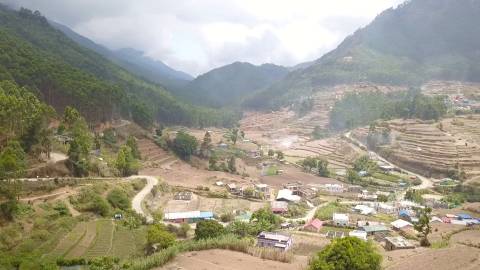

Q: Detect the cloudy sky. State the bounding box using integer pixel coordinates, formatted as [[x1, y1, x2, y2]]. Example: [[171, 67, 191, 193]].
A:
[[4, 0, 405, 76]]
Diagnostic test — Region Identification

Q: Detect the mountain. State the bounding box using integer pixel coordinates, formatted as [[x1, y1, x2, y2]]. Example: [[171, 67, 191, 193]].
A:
[[49, 21, 193, 91], [182, 62, 289, 107], [0, 6, 237, 127], [245, 0, 480, 109]]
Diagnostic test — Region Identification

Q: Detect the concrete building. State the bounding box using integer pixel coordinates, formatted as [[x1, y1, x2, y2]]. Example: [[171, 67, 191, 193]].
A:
[[349, 230, 368, 241], [256, 232, 293, 251], [271, 201, 288, 214], [174, 191, 192, 201], [391, 219, 413, 230], [333, 213, 349, 227], [324, 184, 344, 193], [360, 225, 390, 236], [164, 211, 213, 223], [276, 189, 301, 202]]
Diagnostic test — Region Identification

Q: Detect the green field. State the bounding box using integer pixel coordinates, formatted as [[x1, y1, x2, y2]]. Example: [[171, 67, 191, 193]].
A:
[[84, 219, 115, 258], [50, 222, 88, 257]]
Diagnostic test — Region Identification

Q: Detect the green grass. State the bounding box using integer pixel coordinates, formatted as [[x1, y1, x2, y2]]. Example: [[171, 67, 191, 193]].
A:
[[314, 202, 349, 220], [111, 225, 137, 259], [431, 239, 449, 249], [84, 219, 114, 258], [372, 172, 402, 183], [50, 222, 87, 257], [265, 165, 278, 176]]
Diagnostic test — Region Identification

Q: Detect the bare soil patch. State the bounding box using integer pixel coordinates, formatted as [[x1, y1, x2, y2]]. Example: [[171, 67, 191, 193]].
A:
[[157, 249, 308, 270]]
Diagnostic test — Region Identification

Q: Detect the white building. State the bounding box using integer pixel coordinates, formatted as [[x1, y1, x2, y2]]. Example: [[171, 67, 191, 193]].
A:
[[276, 189, 301, 202], [391, 219, 413, 230], [333, 213, 349, 227], [324, 184, 344, 193], [349, 230, 367, 241], [354, 205, 376, 215]]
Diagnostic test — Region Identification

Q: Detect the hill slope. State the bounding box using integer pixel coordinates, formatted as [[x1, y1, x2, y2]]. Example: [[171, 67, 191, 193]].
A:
[[246, 0, 480, 109], [0, 6, 237, 127], [50, 20, 193, 90], [182, 62, 288, 107]]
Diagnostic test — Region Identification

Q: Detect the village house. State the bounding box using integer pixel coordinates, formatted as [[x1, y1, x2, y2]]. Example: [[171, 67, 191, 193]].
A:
[[349, 230, 367, 241], [354, 204, 376, 215], [360, 225, 390, 236], [226, 183, 243, 196], [276, 189, 301, 202], [324, 184, 344, 193], [391, 219, 413, 231], [303, 219, 323, 232], [384, 236, 415, 251], [164, 211, 213, 223], [255, 183, 271, 199], [358, 190, 378, 201], [256, 232, 293, 251], [333, 213, 349, 227], [271, 201, 288, 214]]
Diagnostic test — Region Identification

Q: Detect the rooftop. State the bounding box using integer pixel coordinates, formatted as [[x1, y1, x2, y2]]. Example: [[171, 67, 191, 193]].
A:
[[164, 211, 213, 220], [257, 232, 291, 242]]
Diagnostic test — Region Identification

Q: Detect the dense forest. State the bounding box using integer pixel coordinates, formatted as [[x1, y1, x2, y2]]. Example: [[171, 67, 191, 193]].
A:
[[329, 89, 447, 130], [180, 62, 289, 108], [245, 0, 480, 109], [0, 6, 239, 128]]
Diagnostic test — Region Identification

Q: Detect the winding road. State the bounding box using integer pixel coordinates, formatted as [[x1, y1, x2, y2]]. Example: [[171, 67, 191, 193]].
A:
[[130, 175, 159, 223], [344, 131, 434, 190]]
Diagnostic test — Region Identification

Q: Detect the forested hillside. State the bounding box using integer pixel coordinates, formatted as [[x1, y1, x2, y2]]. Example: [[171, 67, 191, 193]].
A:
[[245, 0, 480, 109], [50, 21, 193, 91], [181, 62, 288, 107], [0, 6, 238, 128]]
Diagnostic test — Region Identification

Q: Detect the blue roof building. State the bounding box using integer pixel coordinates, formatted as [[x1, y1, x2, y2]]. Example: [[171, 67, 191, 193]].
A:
[[457, 213, 472, 220]]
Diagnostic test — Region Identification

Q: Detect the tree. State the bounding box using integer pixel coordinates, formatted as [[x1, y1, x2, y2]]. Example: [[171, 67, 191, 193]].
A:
[[200, 131, 212, 158], [276, 151, 284, 160], [172, 131, 198, 161], [0, 140, 26, 179], [250, 207, 281, 234], [107, 188, 130, 210], [309, 237, 382, 270], [353, 156, 378, 173], [268, 149, 275, 157], [67, 110, 92, 176], [227, 221, 251, 237], [208, 154, 219, 170], [414, 207, 432, 247], [228, 156, 236, 173], [147, 223, 176, 249], [115, 145, 139, 177], [126, 136, 141, 159], [347, 169, 361, 184], [224, 128, 240, 145], [317, 159, 330, 177], [195, 219, 225, 240]]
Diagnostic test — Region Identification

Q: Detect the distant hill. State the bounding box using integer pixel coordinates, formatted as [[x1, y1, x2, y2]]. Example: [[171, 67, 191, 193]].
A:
[[182, 62, 289, 107], [0, 6, 237, 127], [245, 0, 480, 109], [49, 21, 193, 91]]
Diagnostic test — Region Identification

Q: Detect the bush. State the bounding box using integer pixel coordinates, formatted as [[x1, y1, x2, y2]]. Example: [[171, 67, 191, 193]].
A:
[[195, 220, 225, 240], [147, 224, 176, 249], [89, 195, 111, 217], [107, 188, 130, 210], [309, 237, 382, 270]]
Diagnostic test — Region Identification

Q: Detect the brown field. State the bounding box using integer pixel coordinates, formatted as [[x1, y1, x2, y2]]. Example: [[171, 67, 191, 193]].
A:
[[383, 245, 480, 270], [164, 194, 266, 214], [157, 249, 308, 270], [450, 229, 480, 246]]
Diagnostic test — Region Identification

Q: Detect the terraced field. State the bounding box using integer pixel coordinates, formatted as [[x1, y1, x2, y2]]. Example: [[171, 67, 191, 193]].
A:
[[50, 222, 88, 257], [353, 118, 480, 179], [138, 138, 176, 169], [284, 137, 361, 170], [84, 219, 115, 258], [65, 220, 98, 258]]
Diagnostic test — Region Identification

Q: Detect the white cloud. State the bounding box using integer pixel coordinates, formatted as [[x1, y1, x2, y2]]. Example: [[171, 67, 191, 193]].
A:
[[2, 0, 405, 76]]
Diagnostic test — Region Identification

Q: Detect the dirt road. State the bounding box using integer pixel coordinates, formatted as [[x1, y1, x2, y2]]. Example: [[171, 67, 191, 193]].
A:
[[130, 175, 158, 223], [344, 132, 434, 190]]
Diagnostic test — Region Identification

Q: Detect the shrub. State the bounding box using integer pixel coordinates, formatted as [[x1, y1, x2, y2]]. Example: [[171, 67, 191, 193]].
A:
[[309, 237, 381, 270], [195, 220, 225, 240], [147, 224, 176, 249], [107, 188, 130, 210], [89, 195, 111, 217]]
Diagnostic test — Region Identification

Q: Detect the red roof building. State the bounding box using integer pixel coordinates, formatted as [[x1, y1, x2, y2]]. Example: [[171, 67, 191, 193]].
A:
[[303, 218, 323, 232]]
